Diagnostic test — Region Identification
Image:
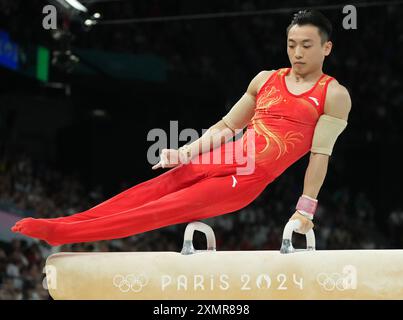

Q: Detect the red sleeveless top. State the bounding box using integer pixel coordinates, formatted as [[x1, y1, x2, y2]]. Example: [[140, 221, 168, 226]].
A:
[[242, 67, 335, 179]]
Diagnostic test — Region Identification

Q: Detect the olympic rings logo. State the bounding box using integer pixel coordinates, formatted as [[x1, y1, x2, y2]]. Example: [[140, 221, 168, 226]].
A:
[[316, 265, 357, 291], [316, 273, 349, 291], [113, 274, 149, 293]]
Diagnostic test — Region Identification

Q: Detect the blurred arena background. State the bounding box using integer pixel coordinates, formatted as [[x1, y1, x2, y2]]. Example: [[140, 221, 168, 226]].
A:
[[0, 0, 402, 299]]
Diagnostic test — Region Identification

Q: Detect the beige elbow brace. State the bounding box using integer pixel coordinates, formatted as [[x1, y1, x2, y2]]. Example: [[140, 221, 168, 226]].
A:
[[311, 114, 348, 156], [222, 93, 256, 131]]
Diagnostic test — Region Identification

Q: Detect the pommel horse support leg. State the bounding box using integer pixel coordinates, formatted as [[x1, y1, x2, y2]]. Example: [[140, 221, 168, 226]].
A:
[[45, 220, 403, 300]]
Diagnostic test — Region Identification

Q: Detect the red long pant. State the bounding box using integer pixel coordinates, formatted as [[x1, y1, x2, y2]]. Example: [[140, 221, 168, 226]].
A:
[[12, 147, 271, 246]]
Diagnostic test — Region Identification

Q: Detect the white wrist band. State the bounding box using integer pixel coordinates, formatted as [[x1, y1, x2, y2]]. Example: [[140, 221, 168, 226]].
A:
[[178, 145, 192, 164], [296, 210, 314, 220]]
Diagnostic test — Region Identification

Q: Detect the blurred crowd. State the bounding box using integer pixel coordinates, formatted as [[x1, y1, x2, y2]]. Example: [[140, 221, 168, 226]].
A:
[[1, 0, 403, 300]]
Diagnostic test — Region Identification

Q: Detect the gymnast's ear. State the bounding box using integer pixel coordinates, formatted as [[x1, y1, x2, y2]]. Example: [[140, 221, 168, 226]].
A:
[[323, 40, 332, 56]]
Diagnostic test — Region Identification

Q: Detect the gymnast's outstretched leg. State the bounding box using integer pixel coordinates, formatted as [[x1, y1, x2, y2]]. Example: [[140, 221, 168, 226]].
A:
[[14, 162, 207, 226], [12, 166, 268, 246]]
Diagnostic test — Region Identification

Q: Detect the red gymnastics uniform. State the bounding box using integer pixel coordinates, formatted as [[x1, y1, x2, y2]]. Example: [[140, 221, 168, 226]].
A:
[[12, 68, 335, 246]]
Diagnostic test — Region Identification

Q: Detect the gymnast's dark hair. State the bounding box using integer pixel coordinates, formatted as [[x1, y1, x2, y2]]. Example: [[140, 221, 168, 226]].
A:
[[286, 10, 332, 44]]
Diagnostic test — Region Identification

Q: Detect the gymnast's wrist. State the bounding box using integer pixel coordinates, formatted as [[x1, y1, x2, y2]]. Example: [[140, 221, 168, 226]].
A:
[[295, 194, 318, 220]]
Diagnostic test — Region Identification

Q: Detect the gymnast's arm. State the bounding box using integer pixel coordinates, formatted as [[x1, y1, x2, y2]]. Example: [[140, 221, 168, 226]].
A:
[[302, 81, 352, 200], [289, 81, 351, 233], [152, 70, 273, 169]]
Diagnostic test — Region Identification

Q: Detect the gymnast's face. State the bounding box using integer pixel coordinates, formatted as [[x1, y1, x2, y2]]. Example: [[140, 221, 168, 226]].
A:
[[287, 24, 332, 75]]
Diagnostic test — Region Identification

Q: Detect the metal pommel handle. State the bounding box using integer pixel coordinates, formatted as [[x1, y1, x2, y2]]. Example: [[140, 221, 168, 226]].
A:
[[280, 219, 316, 254], [181, 221, 216, 255]]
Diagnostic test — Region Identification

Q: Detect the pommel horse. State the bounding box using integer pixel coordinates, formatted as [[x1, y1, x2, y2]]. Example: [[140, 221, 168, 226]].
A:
[[44, 220, 403, 299]]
